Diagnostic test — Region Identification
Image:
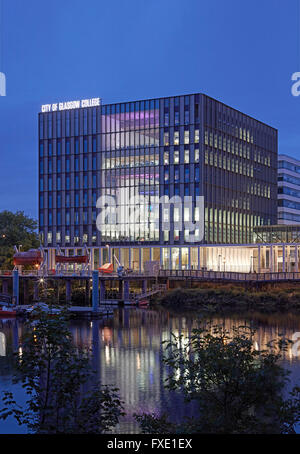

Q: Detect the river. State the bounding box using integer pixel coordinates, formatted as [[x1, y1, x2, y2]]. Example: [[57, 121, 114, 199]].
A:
[[1, 307, 300, 434]]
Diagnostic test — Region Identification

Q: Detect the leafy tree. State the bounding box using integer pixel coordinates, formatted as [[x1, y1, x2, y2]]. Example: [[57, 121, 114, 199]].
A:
[[135, 324, 300, 434], [0, 210, 40, 269], [0, 310, 124, 433]]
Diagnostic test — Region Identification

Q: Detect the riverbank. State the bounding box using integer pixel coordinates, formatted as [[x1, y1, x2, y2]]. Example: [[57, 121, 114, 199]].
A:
[[154, 283, 300, 313]]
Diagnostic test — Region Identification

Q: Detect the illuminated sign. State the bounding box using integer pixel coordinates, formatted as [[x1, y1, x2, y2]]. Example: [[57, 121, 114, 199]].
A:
[[41, 97, 101, 113]]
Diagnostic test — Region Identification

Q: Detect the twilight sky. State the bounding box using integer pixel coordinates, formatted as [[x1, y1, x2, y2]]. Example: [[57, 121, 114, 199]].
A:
[[0, 0, 299, 218]]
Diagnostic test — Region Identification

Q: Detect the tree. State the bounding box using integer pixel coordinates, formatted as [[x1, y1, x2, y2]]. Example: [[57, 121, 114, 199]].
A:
[[0, 210, 40, 269], [0, 310, 124, 433], [135, 324, 300, 434]]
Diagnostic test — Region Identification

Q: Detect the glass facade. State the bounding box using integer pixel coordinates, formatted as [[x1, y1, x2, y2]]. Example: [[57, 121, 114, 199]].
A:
[[39, 93, 278, 249], [278, 154, 300, 225]]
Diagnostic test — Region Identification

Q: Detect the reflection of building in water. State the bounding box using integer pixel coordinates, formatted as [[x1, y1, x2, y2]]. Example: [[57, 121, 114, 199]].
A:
[[0, 320, 21, 378], [70, 309, 196, 433], [2, 311, 300, 433], [70, 309, 300, 432], [0, 332, 6, 356]]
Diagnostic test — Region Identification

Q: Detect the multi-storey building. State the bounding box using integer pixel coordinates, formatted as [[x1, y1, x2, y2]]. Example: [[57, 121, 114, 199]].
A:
[[38, 93, 278, 272], [278, 154, 300, 225]]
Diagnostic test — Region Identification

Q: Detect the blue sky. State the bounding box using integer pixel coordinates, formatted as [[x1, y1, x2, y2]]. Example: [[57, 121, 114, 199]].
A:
[[0, 0, 299, 218]]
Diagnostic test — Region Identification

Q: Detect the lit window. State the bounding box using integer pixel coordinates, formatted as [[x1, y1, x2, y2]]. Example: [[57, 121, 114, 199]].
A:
[[184, 149, 189, 163], [184, 130, 189, 144], [164, 132, 169, 146], [174, 131, 179, 145]]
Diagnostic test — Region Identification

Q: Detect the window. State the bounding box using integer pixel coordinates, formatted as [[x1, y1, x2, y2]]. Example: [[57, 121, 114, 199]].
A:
[[195, 129, 199, 143], [66, 193, 70, 208], [84, 156, 88, 171], [184, 149, 189, 163], [184, 167, 189, 183], [184, 130, 189, 144], [164, 169, 169, 182], [173, 130, 179, 145], [75, 139, 79, 154], [164, 132, 169, 146], [174, 150, 179, 164]]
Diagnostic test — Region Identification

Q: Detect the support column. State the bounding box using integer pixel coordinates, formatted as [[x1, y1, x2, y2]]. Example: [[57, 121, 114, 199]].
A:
[[142, 279, 147, 295], [23, 279, 29, 304], [33, 280, 39, 301], [92, 271, 99, 312], [282, 245, 286, 273], [66, 280, 72, 303], [258, 245, 261, 273], [296, 246, 299, 272], [270, 245, 273, 273], [90, 248, 95, 271], [124, 280, 129, 301], [85, 279, 90, 305], [99, 279, 106, 303], [13, 270, 19, 306], [139, 248, 142, 273], [129, 248, 132, 270], [2, 279, 9, 295], [118, 280, 123, 299]]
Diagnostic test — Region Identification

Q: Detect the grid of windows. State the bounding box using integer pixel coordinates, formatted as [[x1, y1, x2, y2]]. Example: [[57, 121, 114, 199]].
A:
[[278, 155, 300, 226], [39, 93, 277, 247]]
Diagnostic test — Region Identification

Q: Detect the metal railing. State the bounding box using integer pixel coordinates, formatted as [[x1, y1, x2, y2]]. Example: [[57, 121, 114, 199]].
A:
[[1, 268, 300, 282], [158, 270, 300, 281]]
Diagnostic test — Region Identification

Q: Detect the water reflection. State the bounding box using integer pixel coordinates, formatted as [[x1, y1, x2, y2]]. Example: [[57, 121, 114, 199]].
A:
[[1, 309, 300, 433]]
